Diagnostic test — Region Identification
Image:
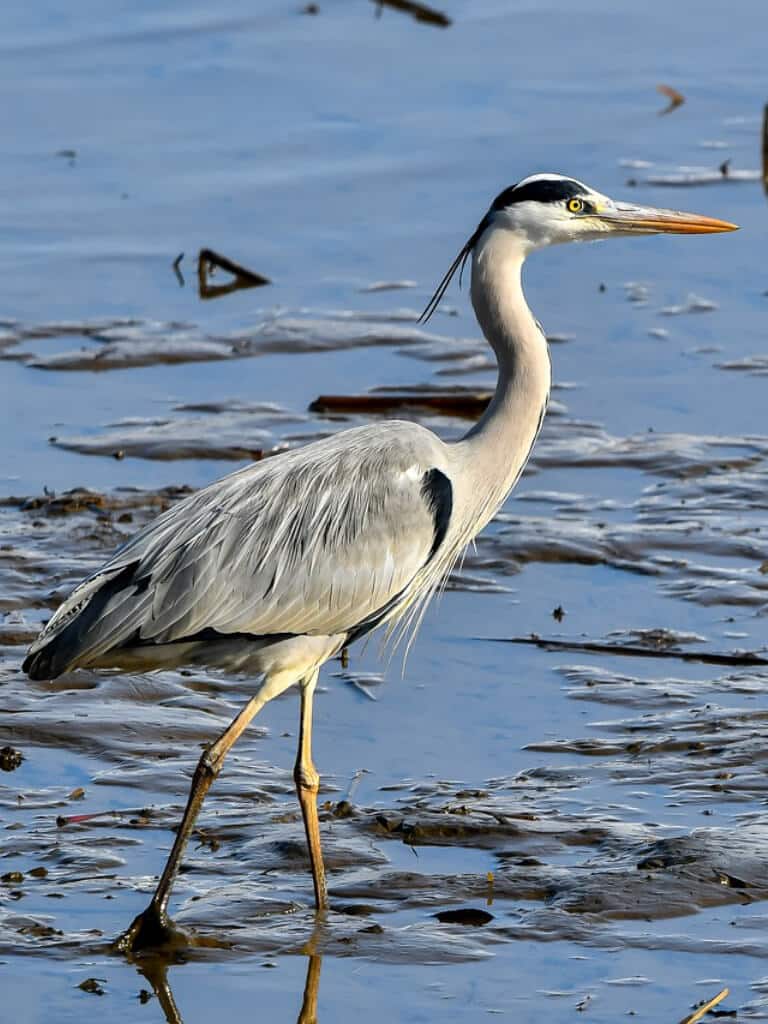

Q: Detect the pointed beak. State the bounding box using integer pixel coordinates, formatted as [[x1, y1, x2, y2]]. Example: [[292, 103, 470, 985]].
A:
[[595, 203, 738, 235]]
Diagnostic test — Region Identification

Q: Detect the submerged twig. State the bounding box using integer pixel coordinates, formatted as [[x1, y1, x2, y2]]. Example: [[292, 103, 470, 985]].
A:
[[489, 635, 768, 667], [197, 248, 270, 301], [678, 987, 729, 1024]]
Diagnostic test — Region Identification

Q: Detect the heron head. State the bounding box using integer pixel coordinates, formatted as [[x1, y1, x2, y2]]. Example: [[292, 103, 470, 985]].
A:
[[484, 173, 738, 251], [419, 172, 737, 323]]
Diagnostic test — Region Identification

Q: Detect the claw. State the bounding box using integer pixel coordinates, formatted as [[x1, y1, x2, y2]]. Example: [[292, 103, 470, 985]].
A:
[[112, 903, 187, 955]]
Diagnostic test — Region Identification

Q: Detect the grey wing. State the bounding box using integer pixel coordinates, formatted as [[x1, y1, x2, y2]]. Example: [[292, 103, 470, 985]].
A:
[[24, 424, 453, 677]]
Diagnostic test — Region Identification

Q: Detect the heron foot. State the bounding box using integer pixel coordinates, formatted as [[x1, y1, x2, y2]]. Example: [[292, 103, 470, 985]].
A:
[[112, 902, 187, 955]]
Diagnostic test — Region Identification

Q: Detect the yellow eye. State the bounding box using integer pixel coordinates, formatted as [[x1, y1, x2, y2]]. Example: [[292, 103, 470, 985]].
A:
[[567, 198, 584, 214]]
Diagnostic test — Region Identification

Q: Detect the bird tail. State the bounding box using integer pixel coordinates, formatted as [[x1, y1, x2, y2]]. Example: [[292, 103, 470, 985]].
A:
[[23, 561, 143, 680], [23, 643, 73, 682]]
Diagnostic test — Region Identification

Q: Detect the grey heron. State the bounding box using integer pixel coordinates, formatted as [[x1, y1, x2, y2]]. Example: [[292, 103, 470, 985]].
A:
[[22, 173, 736, 951]]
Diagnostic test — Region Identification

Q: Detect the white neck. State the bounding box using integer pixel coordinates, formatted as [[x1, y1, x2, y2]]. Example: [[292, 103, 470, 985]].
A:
[[451, 227, 552, 531]]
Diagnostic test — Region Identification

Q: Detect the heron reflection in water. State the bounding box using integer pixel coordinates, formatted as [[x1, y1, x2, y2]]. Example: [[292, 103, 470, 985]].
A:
[[22, 173, 736, 950], [137, 950, 322, 1024]]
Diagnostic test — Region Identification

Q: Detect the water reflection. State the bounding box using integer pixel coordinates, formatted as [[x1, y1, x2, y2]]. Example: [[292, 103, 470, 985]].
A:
[[297, 955, 321, 1024], [136, 957, 184, 1024], [136, 954, 322, 1024]]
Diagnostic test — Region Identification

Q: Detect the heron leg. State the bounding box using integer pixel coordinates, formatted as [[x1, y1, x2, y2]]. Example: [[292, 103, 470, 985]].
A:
[[115, 673, 288, 954], [294, 669, 328, 911]]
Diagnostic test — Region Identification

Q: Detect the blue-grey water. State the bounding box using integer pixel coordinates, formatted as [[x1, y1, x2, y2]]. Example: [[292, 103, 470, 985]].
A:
[[1, 1, 767, 1021]]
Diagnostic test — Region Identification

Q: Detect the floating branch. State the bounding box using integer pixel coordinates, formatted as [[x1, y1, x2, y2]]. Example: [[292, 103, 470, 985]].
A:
[[488, 635, 768, 667], [657, 83, 685, 115], [309, 389, 491, 418], [372, 0, 451, 28], [197, 248, 270, 301]]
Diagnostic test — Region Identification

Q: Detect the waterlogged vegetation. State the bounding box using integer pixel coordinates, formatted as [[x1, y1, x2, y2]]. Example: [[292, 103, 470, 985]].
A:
[[1, 1, 768, 1021]]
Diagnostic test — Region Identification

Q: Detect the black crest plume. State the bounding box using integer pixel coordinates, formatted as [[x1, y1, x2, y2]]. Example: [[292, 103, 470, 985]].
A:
[[418, 219, 486, 324]]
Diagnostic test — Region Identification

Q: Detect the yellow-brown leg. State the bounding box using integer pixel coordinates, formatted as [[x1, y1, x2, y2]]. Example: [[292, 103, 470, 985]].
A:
[[115, 672, 291, 953], [294, 669, 328, 910]]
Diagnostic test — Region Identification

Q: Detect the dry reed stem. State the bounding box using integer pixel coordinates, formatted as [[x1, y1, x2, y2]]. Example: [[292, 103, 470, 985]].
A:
[[678, 987, 729, 1024]]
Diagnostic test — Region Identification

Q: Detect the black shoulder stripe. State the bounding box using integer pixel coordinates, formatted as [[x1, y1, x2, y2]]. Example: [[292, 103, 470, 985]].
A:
[[421, 467, 453, 561]]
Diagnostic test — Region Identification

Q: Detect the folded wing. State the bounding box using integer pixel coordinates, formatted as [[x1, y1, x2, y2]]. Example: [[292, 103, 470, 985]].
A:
[[24, 423, 453, 678]]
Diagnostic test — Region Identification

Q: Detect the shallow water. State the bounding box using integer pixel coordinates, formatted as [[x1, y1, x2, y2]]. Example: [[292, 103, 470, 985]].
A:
[[2, 0, 768, 1020]]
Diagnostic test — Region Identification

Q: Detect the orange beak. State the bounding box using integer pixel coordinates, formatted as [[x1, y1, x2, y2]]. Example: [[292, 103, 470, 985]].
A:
[[595, 203, 738, 235]]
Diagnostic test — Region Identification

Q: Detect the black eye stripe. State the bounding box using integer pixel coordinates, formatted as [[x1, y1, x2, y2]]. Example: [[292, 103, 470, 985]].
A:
[[490, 178, 586, 210]]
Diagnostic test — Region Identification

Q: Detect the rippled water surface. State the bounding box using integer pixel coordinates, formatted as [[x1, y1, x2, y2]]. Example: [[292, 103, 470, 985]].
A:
[[2, 1, 768, 1020]]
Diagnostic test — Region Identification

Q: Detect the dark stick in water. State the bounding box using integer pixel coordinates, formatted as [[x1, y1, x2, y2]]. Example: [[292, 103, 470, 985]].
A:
[[197, 248, 270, 301], [490, 635, 768, 667], [372, 0, 451, 28]]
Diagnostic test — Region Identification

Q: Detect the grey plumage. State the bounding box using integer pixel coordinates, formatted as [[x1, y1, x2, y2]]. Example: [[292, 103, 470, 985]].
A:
[[24, 421, 454, 679]]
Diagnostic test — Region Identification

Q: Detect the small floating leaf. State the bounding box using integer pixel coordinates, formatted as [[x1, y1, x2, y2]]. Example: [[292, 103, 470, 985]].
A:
[[657, 83, 685, 115]]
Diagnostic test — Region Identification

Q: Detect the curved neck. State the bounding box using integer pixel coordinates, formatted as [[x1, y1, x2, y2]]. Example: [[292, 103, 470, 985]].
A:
[[453, 228, 551, 523]]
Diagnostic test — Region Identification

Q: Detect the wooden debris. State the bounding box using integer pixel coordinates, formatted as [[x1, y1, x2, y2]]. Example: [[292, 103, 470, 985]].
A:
[[491, 635, 768, 667], [678, 987, 729, 1024], [762, 103, 768, 196], [197, 248, 270, 301], [372, 0, 451, 27], [309, 390, 492, 418]]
